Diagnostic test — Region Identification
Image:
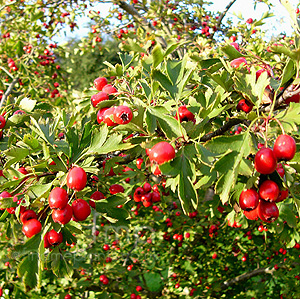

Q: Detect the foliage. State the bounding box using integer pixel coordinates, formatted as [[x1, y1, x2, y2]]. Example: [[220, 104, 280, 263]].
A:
[[0, 0, 300, 298]]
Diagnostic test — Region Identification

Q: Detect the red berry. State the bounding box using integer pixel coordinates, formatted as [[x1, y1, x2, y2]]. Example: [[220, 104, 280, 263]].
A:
[[243, 205, 259, 220], [49, 187, 69, 210], [20, 209, 37, 224], [91, 91, 109, 108], [230, 42, 240, 51], [44, 232, 52, 248], [66, 167, 87, 191], [65, 295, 72, 299], [48, 229, 63, 246], [239, 189, 259, 211], [175, 105, 195, 123], [103, 107, 118, 126], [230, 57, 247, 69], [102, 84, 118, 94], [72, 199, 91, 221], [102, 277, 109, 285], [149, 142, 175, 165], [52, 204, 73, 225], [259, 180, 280, 202], [136, 158, 143, 169], [0, 115, 6, 129], [143, 182, 152, 193], [276, 189, 289, 203], [236, 99, 253, 113], [103, 244, 110, 251], [258, 200, 279, 223], [136, 285, 142, 292], [212, 252, 217, 259], [22, 219, 42, 238], [113, 105, 133, 125], [273, 134, 296, 161], [94, 77, 108, 91], [254, 147, 277, 174], [134, 187, 144, 202], [109, 184, 125, 194]]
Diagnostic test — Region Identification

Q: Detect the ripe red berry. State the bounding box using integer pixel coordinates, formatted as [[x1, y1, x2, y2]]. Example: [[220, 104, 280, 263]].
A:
[[65, 295, 72, 299], [230, 57, 247, 69], [212, 252, 217, 259], [103, 244, 110, 251], [236, 99, 253, 113], [243, 205, 259, 220], [91, 91, 109, 108], [230, 42, 240, 51], [276, 189, 289, 203], [254, 147, 277, 174], [113, 105, 133, 125], [143, 182, 152, 193], [175, 105, 195, 123], [258, 200, 279, 223], [66, 167, 87, 191], [136, 285, 142, 292], [52, 204, 73, 225], [94, 77, 108, 91], [49, 187, 69, 210], [103, 107, 118, 126], [44, 232, 52, 248], [72, 199, 91, 221], [134, 187, 144, 202], [102, 84, 118, 94], [0, 115, 6, 129], [102, 277, 109, 285], [109, 184, 125, 194], [151, 191, 161, 203], [239, 189, 259, 211], [20, 209, 37, 224], [136, 158, 143, 169], [259, 180, 280, 202], [48, 229, 63, 246], [149, 142, 175, 165], [273, 134, 296, 161], [22, 219, 42, 238]]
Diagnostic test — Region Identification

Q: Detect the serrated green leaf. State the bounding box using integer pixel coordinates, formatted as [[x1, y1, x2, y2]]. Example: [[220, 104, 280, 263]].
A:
[[276, 102, 300, 133], [144, 272, 163, 292], [279, 204, 297, 228], [17, 254, 39, 289], [152, 43, 164, 68], [152, 69, 178, 99], [19, 97, 37, 112]]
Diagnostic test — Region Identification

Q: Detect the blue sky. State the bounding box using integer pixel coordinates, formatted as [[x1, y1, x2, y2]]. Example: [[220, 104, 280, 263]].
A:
[[55, 0, 299, 43]]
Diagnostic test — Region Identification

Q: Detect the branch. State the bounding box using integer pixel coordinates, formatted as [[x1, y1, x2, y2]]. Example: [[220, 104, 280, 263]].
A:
[[210, 0, 238, 39], [116, 0, 168, 48], [0, 78, 19, 110], [221, 262, 299, 290], [200, 118, 247, 142]]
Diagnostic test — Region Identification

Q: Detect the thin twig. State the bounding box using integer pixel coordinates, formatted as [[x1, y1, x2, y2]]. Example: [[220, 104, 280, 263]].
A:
[[0, 78, 19, 110]]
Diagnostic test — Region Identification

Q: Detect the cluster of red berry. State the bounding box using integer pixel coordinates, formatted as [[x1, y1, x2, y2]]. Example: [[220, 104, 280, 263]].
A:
[[239, 134, 296, 223], [7, 58, 18, 71], [91, 77, 133, 126], [133, 182, 161, 207]]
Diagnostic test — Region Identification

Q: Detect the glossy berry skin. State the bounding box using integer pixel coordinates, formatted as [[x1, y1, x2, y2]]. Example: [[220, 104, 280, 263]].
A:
[[48, 229, 63, 246], [143, 182, 152, 193], [20, 209, 37, 224], [109, 184, 125, 194], [90, 191, 105, 201], [91, 91, 109, 108], [276, 189, 289, 203], [102, 84, 117, 94], [22, 219, 42, 238], [285, 92, 300, 104], [72, 199, 91, 221], [52, 204, 73, 225], [97, 108, 109, 124], [230, 42, 240, 51], [113, 105, 133, 125], [49, 187, 69, 210], [64, 295, 72, 299], [243, 205, 259, 220], [239, 189, 259, 211], [254, 147, 277, 175], [94, 77, 108, 91], [136, 158, 143, 169], [44, 232, 52, 248], [259, 180, 280, 202], [149, 142, 175, 165], [258, 200, 279, 223], [152, 191, 161, 202], [236, 99, 253, 113], [134, 187, 144, 202], [230, 57, 247, 69], [273, 134, 296, 161], [103, 107, 118, 126], [0, 115, 6, 129], [175, 105, 195, 123], [67, 167, 87, 191]]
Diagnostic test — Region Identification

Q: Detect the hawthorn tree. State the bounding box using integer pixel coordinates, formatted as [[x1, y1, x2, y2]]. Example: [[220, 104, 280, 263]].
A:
[[1, 0, 300, 298]]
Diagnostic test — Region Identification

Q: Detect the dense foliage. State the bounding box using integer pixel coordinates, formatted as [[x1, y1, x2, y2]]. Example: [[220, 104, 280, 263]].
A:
[[1, 0, 300, 298]]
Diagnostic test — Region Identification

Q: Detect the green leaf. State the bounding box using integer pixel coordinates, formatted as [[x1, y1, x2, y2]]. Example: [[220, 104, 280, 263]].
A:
[[17, 254, 39, 289], [279, 203, 297, 228], [152, 69, 178, 99], [27, 183, 52, 200], [147, 106, 184, 140], [88, 126, 108, 154], [152, 44, 164, 68], [4, 147, 30, 168], [0, 210, 9, 222], [276, 102, 300, 133], [280, 59, 295, 88], [280, 0, 300, 34], [49, 248, 73, 278], [12, 233, 41, 259], [119, 53, 136, 70], [144, 272, 163, 292], [19, 97, 37, 112], [221, 44, 244, 60], [145, 109, 157, 134], [213, 133, 252, 204]]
